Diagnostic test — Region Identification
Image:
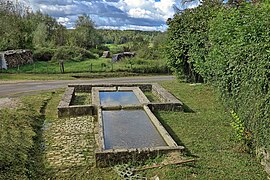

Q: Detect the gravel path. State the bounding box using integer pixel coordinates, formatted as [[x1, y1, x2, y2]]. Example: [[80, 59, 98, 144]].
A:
[[0, 97, 20, 109]]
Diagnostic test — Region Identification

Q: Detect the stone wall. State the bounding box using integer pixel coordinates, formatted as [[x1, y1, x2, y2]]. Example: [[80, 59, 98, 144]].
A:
[[151, 83, 183, 111], [68, 83, 152, 93], [0, 49, 33, 69], [59, 83, 184, 118], [58, 105, 94, 118], [57, 87, 94, 118], [95, 146, 184, 167]]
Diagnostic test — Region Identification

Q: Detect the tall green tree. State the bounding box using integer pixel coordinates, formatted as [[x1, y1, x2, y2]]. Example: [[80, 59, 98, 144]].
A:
[[74, 14, 101, 49], [166, 0, 222, 82], [32, 23, 48, 47]]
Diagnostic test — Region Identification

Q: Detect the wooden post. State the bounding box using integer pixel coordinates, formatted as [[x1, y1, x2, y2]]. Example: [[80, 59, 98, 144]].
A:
[[59, 60, 64, 74], [89, 63, 93, 73]]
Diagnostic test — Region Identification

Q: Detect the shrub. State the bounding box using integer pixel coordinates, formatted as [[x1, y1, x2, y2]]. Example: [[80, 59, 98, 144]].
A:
[[33, 47, 56, 61], [167, 2, 270, 151], [205, 3, 270, 149], [51, 46, 96, 62]]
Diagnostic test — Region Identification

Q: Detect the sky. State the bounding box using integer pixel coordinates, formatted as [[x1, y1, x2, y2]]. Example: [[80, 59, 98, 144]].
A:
[[17, 0, 199, 31]]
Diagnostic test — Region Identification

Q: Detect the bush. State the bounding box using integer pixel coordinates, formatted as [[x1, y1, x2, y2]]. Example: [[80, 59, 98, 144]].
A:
[[167, 2, 270, 151], [90, 48, 103, 57], [51, 46, 96, 62], [166, 1, 221, 82], [205, 3, 270, 149], [33, 47, 56, 61]]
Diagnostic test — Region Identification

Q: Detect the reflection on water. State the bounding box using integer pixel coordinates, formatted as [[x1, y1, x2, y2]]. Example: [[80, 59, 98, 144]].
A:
[[102, 110, 167, 149], [99, 91, 140, 106]]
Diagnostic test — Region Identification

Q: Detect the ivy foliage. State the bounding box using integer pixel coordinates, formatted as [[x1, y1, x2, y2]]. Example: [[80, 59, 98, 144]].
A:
[[166, 0, 222, 82], [167, 1, 270, 149], [206, 3, 270, 148]]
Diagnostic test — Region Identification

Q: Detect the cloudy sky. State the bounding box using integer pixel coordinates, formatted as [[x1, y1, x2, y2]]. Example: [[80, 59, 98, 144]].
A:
[[17, 0, 199, 31]]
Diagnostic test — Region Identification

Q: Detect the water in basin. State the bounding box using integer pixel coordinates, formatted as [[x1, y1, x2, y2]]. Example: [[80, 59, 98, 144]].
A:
[[102, 109, 167, 149], [99, 91, 140, 106]]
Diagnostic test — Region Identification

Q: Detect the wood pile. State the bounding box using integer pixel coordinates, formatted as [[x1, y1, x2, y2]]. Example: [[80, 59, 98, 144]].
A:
[[111, 52, 135, 62], [102, 51, 110, 58], [0, 49, 33, 69]]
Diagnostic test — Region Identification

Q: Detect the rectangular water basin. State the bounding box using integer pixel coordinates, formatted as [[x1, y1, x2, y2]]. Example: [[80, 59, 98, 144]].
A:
[[99, 91, 140, 106], [102, 109, 167, 150]]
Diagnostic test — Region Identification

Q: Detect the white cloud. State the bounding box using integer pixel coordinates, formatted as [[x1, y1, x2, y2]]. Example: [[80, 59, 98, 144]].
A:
[[14, 0, 199, 31], [128, 8, 154, 19]]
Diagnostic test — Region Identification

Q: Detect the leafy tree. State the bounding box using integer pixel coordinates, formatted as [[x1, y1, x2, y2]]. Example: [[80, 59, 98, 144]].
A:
[[0, 0, 32, 50], [32, 23, 48, 47], [205, 3, 270, 148], [74, 14, 100, 49], [167, 0, 270, 151], [166, 0, 222, 82]]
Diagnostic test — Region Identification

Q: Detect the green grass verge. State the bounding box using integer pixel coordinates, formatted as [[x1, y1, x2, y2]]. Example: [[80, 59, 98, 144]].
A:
[[141, 80, 267, 179], [3, 57, 167, 74]]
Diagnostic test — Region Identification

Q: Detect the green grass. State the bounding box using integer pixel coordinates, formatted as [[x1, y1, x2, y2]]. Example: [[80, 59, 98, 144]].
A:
[[140, 80, 267, 179], [22, 90, 118, 179], [104, 43, 129, 54], [0, 73, 76, 81], [0, 56, 169, 81], [144, 91, 160, 102], [71, 93, 91, 105], [3, 57, 167, 74], [0, 72, 142, 81]]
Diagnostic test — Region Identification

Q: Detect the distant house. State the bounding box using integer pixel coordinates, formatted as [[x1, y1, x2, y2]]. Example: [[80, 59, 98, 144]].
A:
[[0, 50, 33, 69]]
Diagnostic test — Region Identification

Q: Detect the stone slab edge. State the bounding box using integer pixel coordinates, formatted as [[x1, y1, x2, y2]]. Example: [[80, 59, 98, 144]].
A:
[[68, 83, 152, 92], [144, 105, 178, 147], [95, 146, 184, 167]]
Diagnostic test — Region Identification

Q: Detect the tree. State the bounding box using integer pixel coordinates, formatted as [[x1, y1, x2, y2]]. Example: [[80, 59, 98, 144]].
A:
[[32, 23, 48, 47], [166, 0, 222, 82], [74, 14, 99, 49]]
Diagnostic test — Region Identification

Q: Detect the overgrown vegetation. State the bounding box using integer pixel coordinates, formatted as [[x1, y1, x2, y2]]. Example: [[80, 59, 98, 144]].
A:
[[0, 107, 38, 179], [166, 0, 270, 155], [0, 94, 53, 179]]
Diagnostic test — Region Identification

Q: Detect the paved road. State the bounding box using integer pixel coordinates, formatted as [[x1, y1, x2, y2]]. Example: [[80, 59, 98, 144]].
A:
[[0, 75, 175, 97]]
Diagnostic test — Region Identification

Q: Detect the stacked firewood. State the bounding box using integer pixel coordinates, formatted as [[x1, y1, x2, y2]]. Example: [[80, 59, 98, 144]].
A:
[[1, 49, 33, 69]]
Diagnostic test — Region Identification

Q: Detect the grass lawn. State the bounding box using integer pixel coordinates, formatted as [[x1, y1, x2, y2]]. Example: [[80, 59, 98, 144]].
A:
[[0, 79, 267, 179], [142, 80, 267, 179], [0, 57, 168, 81], [2, 57, 167, 74], [0, 72, 142, 81]]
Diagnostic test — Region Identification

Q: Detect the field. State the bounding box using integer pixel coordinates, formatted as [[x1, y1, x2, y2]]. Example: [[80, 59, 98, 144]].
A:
[[2, 57, 168, 74]]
